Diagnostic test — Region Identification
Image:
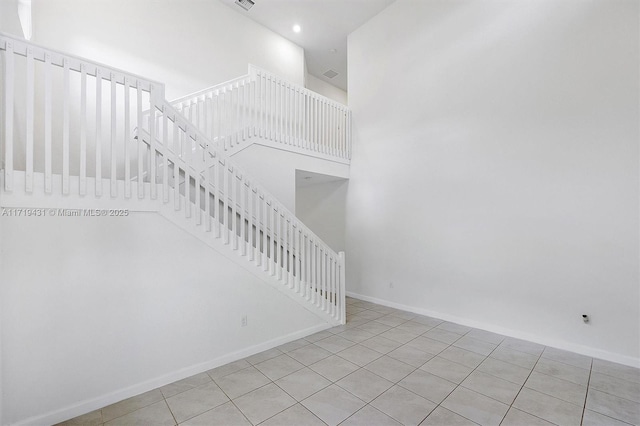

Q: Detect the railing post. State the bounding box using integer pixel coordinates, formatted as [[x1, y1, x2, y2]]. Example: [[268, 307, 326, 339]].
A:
[[338, 251, 346, 324]]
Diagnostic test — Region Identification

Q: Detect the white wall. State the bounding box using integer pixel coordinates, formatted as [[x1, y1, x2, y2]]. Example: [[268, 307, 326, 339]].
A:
[[296, 177, 348, 252], [0, 212, 324, 425], [26, 0, 305, 99], [231, 143, 350, 214], [306, 73, 348, 105], [346, 0, 640, 365], [0, 0, 22, 37]]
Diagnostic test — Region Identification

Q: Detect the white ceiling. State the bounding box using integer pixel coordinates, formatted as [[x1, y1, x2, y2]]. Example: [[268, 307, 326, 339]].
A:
[[218, 0, 395, 91]]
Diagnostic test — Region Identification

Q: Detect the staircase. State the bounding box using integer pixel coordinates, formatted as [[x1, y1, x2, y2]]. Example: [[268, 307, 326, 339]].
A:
[[0, 32, 348, 325]]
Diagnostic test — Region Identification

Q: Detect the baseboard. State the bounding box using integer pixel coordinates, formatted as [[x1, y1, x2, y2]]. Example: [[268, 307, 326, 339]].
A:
[[346, 291, 640, 369], [13, 322, 331, 426]]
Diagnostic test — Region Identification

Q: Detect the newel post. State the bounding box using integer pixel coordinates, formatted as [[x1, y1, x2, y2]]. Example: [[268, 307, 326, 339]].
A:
[[339, 251, 346, 324]]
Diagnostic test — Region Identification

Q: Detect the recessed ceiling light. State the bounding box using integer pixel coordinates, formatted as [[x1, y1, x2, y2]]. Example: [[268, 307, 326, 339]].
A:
[[293, 24, 301, 33]]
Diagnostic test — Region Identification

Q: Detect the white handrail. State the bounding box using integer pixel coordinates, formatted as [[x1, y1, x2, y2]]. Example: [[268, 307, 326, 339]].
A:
[[0, 32, 346, 324], [170, 64, 352, 160]]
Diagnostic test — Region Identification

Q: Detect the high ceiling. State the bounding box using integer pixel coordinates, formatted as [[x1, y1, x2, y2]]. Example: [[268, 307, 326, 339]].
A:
[[218, 0, 395, 91]]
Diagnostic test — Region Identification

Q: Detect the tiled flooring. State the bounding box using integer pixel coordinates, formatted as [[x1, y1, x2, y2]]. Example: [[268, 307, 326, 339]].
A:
[[61, 297, 640, 426]]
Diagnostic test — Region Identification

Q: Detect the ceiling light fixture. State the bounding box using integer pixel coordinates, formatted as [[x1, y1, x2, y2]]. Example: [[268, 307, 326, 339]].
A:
[[292, 24, 301, 33]]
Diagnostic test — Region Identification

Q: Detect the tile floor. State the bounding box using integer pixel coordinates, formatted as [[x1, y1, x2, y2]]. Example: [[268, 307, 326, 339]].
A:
[[60, 297, 640, 425]]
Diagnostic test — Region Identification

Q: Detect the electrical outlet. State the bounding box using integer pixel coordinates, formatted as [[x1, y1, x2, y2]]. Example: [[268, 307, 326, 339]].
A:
[[241, 315, 248, 327]]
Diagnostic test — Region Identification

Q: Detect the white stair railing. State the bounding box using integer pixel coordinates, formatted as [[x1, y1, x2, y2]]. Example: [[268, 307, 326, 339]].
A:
[[0, 32, 346, 325], [171, 65, 352, 161]]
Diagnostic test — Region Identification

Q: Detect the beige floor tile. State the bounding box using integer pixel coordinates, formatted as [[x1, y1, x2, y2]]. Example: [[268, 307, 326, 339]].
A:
[[398, 370, 456, 404], [513, 387, 583, 426], [233, 383, 296, 424], [387, 344, 434, 368], [246, 348, 284, 365], [586, 388, 640, 425], [275, 367, 331, 401], [104, 401, 175, 426], [420, 407, 477, 425], [313, 335, 356, 354], [489, 346, 538, 370], [452, 336, 497, 356], [337, 344, 384, 366], [161, 373, 212, 399], [461, 370, 522, 405], [56, 409, 102, 426], [476, 357, 531, 385], [442, 386, 508, 426], [541, 347, 592, 370], [500, 408, 554, 426], [582, 409, 635, 426], [437, 346, 486, 369], [534, 358, 590, 386], [499, 338, 545, 357], [341, 405, 402, 426], [360, 336, 403, 354], [420, 356, 474, 384], [260, 403, 326, 426], [255, 354, 305, 381], [371, 385, 437, 425], [165, 382, 229, 423], [309, 355, 360, 382], [180, 401, 250, 426], [423, 328, 463, 345], [364, 355, 416, 382], [102, 389, 164, 423], [301, 384, 365, 426], [287, 344, 333, 366], [435, 322, 473, 335], [589, 371, 640, 403], [524, 371, 587, 406], [592, 359, 640, 384], [214, 366, 271, 399], [336, 368, 394, 402], [207, 360, 251, 380]]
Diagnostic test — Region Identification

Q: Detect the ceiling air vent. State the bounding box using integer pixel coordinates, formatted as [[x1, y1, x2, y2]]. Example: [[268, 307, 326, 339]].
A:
[[235, 0, 255, 11], [323, 69, 339, 79]]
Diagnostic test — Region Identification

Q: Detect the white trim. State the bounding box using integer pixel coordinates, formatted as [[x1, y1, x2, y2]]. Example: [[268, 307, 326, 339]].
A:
[[13, 323, 331, 426], [346, 291, 640, 369]]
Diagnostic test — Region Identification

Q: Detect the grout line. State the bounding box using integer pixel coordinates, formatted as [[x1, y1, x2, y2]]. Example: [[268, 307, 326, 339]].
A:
[[580, 358, 594, 426]]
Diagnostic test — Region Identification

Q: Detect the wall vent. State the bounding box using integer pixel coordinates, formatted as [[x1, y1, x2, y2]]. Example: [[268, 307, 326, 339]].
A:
[[323, 69, 339, 79], [235, 0, 255, 11]]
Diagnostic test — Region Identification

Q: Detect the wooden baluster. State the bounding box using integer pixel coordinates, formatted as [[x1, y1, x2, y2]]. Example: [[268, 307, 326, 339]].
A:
[[204, 152, 211, 232], [44, 53, 52, 193], [110, 75, 117, 197], [62, 59, 70, 194], [223, 162, 229, 244], [248, 182, 254, 261], [277, 210, 283, 281], [213, 158, 221, 238], [136, 83, 143, 198], [25, 48, 34, 192], [288, 218, 293, 288], [80, 65, 88, 195], [240, 176, 247, 256], [184, 132, 192, 219], [3, 42, 14, 191], [95, 69, 103, 196], [261, 193, 268, 270], [149, 86, 157, 200], [194, 139, 201, 226], [162, 109, 169, 203], [173, 118, 180, 211], [123, 79, 130, 198]]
